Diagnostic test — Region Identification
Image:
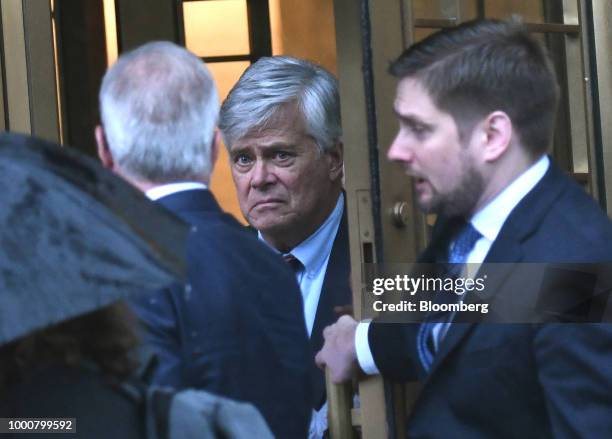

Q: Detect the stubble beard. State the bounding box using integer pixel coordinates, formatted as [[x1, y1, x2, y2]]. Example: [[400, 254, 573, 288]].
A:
[[420, 158, 484, 218]]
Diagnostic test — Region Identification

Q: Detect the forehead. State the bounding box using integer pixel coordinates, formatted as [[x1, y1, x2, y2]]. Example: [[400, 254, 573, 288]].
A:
[[393, 77, 445, 120], [230, 103, 310, 150]]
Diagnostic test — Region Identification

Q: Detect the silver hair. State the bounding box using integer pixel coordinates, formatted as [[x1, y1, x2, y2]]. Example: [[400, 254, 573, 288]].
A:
[[218, 56, 341, 152], [99, 41, 219, 182]]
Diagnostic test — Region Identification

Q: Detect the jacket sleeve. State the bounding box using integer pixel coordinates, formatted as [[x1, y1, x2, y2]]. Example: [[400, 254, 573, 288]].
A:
[[129, 285, 186, 389], [534, 322, 612, 437], [368, 322, 422, 382]]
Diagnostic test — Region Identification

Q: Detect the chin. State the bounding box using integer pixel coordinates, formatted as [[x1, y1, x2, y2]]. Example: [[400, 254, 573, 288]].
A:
[[417, 198, 434, 213], [250, 217, 284, 233]]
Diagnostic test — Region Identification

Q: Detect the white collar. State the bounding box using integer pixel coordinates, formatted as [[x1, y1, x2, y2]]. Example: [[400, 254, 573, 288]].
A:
[[145, 182, 208, 201], [471, 155, 549, 241], [289, 195, 344, 275]]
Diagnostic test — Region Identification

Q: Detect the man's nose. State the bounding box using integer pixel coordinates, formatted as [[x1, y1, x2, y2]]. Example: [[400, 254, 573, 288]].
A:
[[250, 160, 275, 188], [387, 134, 414, 163]]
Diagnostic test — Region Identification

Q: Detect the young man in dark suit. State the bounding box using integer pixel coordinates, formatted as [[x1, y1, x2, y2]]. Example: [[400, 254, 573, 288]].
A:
[[219, 56, 351, 436], [316, 18, 612, 437], [95, 42, 312, 439]]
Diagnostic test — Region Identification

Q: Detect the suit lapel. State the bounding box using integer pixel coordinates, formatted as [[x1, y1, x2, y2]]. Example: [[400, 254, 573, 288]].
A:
[[310, 199, 352, 354], [424, 161, 568, 378], [309, 200, 351, 407]]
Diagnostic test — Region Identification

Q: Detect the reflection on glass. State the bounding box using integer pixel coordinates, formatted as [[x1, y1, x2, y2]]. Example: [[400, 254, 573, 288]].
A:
[[412, 1, 578, 24], [414, 28, 438, 42], [412, 0, 477, 21], [484, 0, 544, 23], [184, 0, 250, 57], [207, 61, 250, 101], [103, 0, 118, 66]]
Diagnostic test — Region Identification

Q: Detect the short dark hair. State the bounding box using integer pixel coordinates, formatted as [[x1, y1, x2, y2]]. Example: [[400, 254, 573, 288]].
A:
[[389, 18, 559, 155]]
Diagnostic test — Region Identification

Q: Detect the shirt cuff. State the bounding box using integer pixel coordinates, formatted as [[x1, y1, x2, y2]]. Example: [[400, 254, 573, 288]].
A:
[[355, 320, 380, 375]]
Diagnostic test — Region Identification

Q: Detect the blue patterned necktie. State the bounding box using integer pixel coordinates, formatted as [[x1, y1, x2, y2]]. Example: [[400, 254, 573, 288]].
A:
[[417, 221, 482, 372], [448, 222, 482, 265]]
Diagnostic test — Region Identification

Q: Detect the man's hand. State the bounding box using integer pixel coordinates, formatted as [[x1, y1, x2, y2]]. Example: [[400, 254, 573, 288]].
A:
[[315, 315, 359, 384]]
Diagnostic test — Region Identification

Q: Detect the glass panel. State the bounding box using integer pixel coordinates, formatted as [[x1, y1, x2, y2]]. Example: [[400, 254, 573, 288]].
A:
[[483, 0, 579, 24], [184, 0, 250, 57], [484, 0, 543, 22], [412, 0, 477, 21], [207, 61, 250, 224], [207, 60, 249, 101], [414, 28, 439, 42], [103, 0, 118, 66]]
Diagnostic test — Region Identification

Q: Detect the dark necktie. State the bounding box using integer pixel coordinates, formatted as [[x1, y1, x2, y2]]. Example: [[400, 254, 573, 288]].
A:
[[282, 253, 303, 274], [417, 221, 482, 372]]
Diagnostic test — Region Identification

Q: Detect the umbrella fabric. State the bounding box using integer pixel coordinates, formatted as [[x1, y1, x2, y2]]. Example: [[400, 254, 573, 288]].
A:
[[0, 133, 189, 345]]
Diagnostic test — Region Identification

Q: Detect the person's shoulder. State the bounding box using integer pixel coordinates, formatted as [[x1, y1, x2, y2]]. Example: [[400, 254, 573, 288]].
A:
[[191, 213, 272, 252], [185, 212, 295, 279], [533, 176, 612, 260]]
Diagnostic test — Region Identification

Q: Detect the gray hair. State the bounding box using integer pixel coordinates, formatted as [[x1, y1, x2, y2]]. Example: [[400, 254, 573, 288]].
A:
[[99, 41, 219, 182], [219, 56, 341, 152]]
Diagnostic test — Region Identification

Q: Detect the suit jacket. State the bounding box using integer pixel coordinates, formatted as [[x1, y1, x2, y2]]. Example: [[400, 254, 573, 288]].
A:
[[369, 162, 612, 438], [130, 189, 312, 439], [310, 200, 352, 409]]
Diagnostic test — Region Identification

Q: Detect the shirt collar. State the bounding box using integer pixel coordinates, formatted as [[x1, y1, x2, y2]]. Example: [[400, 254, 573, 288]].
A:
[[471, 155, 549, 241], [259, 194, 344, 275], [145, 182, 208, 201]]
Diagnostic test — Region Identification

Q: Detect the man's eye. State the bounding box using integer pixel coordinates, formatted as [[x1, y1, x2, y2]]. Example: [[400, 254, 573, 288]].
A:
[[273, 151, 292, 161], [234, 154, 252, 166], [410, 124, 430, 139], [412, 124, 427, 134]]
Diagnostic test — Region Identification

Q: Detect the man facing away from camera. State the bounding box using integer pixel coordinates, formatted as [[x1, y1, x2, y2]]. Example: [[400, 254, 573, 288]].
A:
[[95, 41, 312, 438], [316, 18, 612, 438]]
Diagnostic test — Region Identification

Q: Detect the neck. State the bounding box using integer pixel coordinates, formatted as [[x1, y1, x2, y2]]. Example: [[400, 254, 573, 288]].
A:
[[470, 149, 541, 217]]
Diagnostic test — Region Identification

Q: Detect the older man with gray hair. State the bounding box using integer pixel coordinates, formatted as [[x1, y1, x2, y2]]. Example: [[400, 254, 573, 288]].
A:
[[219, 56, 351, 437], [95, 42, 312, 439]]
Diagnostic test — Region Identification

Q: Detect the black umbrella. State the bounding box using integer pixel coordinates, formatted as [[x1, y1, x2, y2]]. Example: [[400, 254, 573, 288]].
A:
[[0, 132, 189, 345]]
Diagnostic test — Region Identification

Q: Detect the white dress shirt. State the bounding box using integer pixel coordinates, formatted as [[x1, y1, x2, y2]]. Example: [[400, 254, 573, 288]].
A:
[[356, 155, 550, 374]]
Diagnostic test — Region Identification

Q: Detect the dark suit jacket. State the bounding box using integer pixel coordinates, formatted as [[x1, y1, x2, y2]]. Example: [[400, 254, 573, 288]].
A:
[[369, 162, 612, 438], [310, 201, 352, 409], [131, 189, 312, 439]]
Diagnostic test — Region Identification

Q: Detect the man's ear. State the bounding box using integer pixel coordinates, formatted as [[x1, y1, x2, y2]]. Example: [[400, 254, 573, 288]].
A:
[[211, 130, 221, 168], [95, 125, 114, 170], [479, 111, 513, 162], [326, 141, 344, 181]]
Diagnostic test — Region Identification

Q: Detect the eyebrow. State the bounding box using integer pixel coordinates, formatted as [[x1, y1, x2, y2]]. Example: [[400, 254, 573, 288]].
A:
[[393, 107, 413, 121], [229, 146, 251, 156], [230, 142, 298, 157], [393, 109, 423, 125]]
